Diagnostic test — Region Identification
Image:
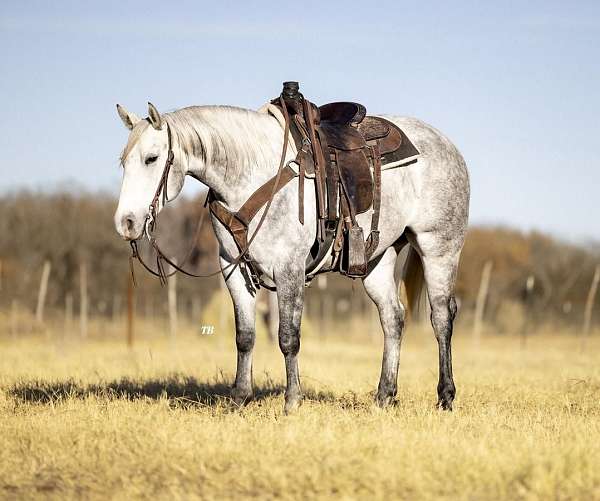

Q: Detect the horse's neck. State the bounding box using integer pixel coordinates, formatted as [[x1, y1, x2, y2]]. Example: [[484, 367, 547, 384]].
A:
[[184, 113, 283, 210]]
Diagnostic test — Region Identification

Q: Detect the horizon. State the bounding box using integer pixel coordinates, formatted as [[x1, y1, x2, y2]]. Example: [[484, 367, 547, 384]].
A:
[[1, 0, 599, 241]]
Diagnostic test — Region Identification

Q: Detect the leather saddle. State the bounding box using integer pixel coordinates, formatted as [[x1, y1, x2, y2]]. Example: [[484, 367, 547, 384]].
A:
[[318, 102, 405, 216], [274, 83, 420, 278]]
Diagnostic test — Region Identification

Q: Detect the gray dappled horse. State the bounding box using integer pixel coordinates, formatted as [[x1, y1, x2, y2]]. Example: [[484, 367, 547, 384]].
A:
[[114, 101, 469, 413]]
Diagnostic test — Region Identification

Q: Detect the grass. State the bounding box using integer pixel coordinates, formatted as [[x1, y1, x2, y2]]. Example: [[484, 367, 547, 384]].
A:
[[0, 320, 599, 500]]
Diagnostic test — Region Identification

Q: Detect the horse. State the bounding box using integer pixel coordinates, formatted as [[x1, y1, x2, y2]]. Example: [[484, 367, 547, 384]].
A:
[[114, 100, 470, 413]]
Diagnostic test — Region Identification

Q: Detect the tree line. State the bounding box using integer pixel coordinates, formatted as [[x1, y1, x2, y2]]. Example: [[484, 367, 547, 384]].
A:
[[0, 190, 598, 333]]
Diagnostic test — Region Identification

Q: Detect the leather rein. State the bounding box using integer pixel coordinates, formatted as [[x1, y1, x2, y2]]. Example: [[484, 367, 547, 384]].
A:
[[129, 95, 292, 287]]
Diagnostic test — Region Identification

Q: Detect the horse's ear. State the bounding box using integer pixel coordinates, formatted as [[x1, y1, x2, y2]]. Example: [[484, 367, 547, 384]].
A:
[[147, 102, 163, 130], [116, 104, 140, 130]]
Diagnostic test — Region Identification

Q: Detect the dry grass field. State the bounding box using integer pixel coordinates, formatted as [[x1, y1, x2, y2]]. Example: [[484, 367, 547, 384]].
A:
[[1, 318, 599, 500]]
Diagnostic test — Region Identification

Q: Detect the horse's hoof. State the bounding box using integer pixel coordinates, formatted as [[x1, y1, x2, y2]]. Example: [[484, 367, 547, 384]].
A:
[[437, 385, 456, 411], [437, 400, 453, 411], [437, 395, 454, 412], [231, 386, 253, 406], [375, 392, 396, 408], [283, 395, 303, 415]]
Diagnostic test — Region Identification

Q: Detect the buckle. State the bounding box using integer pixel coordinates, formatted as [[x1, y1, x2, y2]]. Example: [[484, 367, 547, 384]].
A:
[[144, 212, 155, 241], [286, 160, 300, 176]]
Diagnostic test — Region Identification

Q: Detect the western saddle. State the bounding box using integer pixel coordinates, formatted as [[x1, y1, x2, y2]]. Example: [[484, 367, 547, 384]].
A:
[[209, 82, 419, 288]]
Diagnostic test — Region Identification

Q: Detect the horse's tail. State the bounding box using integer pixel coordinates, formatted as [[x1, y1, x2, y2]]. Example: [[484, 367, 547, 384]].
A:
[[402, 246, 425, 319]]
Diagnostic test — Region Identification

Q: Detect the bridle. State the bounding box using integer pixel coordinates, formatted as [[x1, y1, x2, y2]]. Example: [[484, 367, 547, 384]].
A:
[[129, 95, 292, 287]]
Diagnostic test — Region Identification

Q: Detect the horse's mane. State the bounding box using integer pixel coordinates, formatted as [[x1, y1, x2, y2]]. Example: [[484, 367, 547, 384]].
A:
[[121, 106, 281, 178]]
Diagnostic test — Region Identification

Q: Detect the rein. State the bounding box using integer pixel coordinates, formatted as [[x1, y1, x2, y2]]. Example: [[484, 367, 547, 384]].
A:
[[129, 95, 292, 287]]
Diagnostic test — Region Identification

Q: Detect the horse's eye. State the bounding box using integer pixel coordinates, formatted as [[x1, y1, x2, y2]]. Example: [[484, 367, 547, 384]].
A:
[[145, 155, 158, 165]]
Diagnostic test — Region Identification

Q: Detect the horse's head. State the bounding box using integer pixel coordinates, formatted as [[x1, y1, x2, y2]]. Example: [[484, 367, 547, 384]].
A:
[[114, 102, 185, 240]]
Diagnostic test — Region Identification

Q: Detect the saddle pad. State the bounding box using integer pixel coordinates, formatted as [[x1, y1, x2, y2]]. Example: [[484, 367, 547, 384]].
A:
[[373, 117, 420, 169]]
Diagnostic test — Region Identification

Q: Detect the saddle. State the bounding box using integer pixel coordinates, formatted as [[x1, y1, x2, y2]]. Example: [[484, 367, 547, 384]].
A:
[[209, 82, 419, 288]]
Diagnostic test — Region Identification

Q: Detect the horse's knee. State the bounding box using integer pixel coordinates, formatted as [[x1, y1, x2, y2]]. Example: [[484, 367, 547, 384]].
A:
[[278, 329, 300, 356], [236, 328, 254, 353]]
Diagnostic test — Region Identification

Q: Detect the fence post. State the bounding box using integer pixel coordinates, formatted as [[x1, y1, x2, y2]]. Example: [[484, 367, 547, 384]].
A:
[[80, 262, 88, 339], [472, 260, 493, 345], [582, 264, 600, 349], [35, 260, 51, 325]]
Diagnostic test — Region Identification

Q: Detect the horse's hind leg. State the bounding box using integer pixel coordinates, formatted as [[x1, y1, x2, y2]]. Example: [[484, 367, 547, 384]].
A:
[[363, 247, 405, 407], [220, 257, 257, 405], [414, 234, 462, 410]]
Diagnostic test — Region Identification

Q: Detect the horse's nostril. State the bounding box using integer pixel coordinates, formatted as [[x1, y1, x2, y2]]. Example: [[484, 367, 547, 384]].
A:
[[121, 214, 135, 235]]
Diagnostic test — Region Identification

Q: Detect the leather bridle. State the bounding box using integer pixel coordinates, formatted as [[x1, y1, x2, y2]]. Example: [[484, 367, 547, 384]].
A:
[[129, 95, 292, 287]]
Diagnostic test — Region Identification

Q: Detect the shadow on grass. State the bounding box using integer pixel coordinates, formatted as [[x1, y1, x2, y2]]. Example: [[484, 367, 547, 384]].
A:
[[8, 375, 371, 410], [8, 375, 283, 409]]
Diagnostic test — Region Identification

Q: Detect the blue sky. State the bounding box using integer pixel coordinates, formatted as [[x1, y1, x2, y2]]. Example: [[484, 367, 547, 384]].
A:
[[0, 1, 598, 240]]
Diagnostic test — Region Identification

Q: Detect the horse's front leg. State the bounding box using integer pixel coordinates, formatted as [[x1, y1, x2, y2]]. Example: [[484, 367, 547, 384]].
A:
[[220, 257, 257, 405], [275, 261, 305, 414]]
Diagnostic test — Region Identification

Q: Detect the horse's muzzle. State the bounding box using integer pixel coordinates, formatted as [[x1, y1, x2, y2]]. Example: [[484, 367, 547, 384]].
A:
[[116, 212, 142, 241]]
